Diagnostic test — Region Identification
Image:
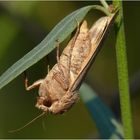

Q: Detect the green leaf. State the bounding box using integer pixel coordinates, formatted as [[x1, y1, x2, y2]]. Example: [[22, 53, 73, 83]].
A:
[[80, 83, 124, 139], [0, 5, 108, 90]]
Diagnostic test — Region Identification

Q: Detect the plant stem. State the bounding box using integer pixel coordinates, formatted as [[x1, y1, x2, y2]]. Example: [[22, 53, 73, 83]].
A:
[[100, 0, 109, 10], [113, 1, 133, 138]]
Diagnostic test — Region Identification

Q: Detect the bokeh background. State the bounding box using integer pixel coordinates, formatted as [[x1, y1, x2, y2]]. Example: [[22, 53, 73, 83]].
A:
[[0, 1, 140, 138]]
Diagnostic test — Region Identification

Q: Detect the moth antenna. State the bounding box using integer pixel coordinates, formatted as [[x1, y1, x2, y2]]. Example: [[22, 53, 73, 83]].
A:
[[8, 112, 45, 133]]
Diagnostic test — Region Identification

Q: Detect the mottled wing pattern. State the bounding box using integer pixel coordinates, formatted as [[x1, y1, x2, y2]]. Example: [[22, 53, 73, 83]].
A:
[[69, 14, 116, 91], [42, 13, 116, 101]]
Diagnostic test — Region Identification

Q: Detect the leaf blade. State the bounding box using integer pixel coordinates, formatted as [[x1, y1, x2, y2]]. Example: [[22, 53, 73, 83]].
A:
[[80, 83, 124, 138], [0, 5, 108, 90], [0, 6, 93, 90]]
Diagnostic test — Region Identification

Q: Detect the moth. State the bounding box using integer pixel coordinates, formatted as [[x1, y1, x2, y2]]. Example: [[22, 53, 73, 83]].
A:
[[34, 13, 117, 114], [10, 12, 118, 132]]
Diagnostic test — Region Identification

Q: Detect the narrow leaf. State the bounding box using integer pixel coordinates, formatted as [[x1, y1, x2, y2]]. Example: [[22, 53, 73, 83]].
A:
[[80, 83, 124, 139], [0, 5, 108, 90]]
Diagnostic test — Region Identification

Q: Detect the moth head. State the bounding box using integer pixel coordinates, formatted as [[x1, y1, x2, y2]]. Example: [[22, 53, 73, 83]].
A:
[[36, 97, 64, 114], [36, 96, 53, 113]]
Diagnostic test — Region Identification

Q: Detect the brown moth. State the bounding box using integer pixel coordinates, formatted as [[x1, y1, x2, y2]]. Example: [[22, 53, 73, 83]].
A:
[[9, 12, 118, 132], [27, 13, 117, 114]]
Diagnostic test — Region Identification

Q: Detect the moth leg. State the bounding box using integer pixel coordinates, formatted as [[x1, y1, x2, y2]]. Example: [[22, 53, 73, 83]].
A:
[[70, 19, 80, 49], [55, 40, 63, 72], [45, 55, 50, 73], [24, 71, 43, 91], [56, 39, 60, 63], [47, 65, 50, 73]]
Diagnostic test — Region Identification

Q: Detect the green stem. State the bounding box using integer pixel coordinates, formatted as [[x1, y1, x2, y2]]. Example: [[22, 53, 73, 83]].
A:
[[100, 0, 109, 10], [91, 5, 110, 16], [113, 1, 133, 139]]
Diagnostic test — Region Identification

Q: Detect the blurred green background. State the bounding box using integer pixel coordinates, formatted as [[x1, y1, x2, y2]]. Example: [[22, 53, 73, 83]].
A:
[[0, 1, 140, 138]]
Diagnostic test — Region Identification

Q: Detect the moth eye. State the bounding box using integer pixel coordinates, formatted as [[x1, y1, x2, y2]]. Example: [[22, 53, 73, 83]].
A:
[[43, 99, 52, 107]]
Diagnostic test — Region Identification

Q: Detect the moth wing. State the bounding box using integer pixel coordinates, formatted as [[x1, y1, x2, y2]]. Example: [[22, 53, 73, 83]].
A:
[[69, 13, 117, 91]]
